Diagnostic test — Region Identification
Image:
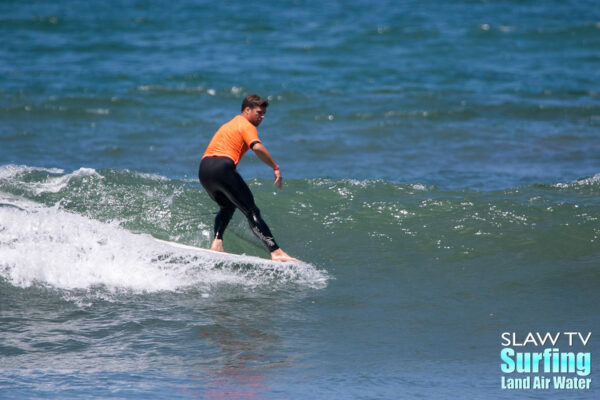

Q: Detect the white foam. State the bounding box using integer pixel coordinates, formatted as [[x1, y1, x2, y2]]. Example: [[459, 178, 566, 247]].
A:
[[0, 164, 64, 180], [553, 173, 600, 188], [0, 196, 328, 296], [86, 108, 110, 115], [0, 165, 99, 195], [32, 167, 101, 194], [128, 170, 169, 182]]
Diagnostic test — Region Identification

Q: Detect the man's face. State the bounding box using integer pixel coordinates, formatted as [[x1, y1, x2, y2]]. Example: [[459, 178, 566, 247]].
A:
[[244, 106, 266, 127]]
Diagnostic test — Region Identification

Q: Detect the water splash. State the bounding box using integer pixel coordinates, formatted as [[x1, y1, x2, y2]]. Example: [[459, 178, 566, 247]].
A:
[[0, 195, 329, 296]]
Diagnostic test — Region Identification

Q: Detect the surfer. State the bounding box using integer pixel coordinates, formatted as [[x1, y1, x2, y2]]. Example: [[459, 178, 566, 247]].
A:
[[199, 94, 297, 262]]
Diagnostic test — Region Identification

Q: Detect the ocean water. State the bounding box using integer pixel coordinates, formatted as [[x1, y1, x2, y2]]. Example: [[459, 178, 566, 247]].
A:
[[1, 0, 599, 399]]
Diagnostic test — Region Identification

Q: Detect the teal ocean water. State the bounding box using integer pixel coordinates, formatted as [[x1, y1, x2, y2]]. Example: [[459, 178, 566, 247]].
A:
[[1, 1, 599, 399]]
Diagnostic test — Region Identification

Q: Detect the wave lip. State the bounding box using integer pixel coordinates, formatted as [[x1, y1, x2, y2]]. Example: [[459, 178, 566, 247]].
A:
[[0, 164, 64, 180], [0, 164, 100, 195], [553, 173, 600, 189]]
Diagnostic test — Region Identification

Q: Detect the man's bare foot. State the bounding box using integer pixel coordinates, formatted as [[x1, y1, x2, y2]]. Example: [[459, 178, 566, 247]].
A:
[[210, 239, 226, 253], [270, 248, 298, 262]]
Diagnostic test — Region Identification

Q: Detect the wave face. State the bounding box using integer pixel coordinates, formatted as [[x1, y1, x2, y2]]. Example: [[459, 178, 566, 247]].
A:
[[2, 164, 598, 293]]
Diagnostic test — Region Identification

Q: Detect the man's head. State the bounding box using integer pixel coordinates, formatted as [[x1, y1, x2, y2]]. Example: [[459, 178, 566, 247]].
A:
[[241, 94, 269, 127]]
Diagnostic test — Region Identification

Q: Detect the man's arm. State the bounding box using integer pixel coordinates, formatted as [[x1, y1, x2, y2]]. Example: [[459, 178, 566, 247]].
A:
[[251, 142, 283, 189]]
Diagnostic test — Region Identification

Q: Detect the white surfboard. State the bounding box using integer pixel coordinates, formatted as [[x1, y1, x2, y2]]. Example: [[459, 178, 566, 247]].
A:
[[153, 237, 279, 264]]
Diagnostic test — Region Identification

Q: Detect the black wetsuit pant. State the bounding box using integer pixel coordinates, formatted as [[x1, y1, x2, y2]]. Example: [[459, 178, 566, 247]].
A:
[[199, 156, 279, 252]]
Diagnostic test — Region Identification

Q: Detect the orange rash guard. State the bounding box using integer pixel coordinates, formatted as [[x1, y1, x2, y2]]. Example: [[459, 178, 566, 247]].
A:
[[202, 115, 261, 166]]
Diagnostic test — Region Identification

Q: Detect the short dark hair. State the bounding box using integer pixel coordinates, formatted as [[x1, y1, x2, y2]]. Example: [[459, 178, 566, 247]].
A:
[[241, 94, 269, 112]]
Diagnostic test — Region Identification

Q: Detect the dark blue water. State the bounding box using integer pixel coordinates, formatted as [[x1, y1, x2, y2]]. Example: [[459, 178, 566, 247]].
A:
[[1, 1, 599, 398]]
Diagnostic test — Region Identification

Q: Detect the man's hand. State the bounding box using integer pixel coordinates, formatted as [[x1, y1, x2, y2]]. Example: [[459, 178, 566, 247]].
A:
[[274, 168, 282, 189]]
